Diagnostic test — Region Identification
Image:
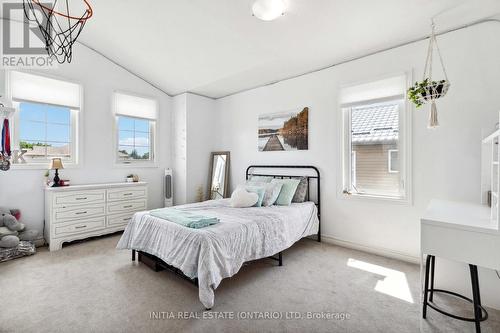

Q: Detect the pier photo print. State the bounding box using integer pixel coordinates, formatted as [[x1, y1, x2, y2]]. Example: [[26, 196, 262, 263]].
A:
[[258, 107, 309, 151]]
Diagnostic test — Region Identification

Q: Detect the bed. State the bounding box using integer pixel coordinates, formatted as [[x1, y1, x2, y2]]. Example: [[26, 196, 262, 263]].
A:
[[116, 165, 321, 309]]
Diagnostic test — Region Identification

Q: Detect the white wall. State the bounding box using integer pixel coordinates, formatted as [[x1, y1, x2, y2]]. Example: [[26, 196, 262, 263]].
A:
[[172, 94, 187, 205], [0, 69, 5, 97], [172, 93, 215, 205], [214, 21, 500, 308], [0, 43, 172, 235], [186, 93, 216, 203]]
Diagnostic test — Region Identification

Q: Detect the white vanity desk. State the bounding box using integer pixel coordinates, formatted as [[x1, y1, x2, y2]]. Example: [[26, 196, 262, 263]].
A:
[[422, 199, 500, 269], [421, 199, 500, 332]]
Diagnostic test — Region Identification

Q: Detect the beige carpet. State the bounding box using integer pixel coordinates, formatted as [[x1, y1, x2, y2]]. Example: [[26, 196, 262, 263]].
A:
[[1, 234, 499, 333]]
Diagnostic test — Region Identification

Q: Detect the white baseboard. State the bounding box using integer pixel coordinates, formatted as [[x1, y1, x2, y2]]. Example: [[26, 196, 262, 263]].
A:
[[321, 234, 420, 264]]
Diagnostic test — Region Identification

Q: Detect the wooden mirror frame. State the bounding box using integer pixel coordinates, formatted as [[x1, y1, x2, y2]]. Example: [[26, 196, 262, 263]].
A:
[[208, 151, 230, 200]]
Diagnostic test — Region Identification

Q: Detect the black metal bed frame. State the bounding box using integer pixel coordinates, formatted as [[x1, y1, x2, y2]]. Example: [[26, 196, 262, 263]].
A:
[[245, 165, 321, 242], [132, 165, 321, 306]]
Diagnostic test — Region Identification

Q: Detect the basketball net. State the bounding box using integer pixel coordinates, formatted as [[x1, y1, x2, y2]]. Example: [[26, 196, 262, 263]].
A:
[[23, 0, 93, 64]]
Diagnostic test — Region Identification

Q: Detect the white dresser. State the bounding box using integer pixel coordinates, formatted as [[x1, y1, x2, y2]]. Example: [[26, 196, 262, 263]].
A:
[[44, 182, 148, 251]]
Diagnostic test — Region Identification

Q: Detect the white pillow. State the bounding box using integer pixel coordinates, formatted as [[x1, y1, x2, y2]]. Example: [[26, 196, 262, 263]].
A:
[[230, 188, 259, 208], [246, 181, 283, 206]]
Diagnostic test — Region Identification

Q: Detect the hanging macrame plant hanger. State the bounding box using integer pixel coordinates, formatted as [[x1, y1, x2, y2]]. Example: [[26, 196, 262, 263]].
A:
[[409, 21, 451, 128]]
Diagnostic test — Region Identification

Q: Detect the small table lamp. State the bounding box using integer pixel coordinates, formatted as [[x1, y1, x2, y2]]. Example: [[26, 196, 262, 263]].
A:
[[50, 158, 64, 187]]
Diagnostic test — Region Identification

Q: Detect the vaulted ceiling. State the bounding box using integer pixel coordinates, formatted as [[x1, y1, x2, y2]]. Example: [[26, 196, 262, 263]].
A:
[[76, 0, 500, 98]]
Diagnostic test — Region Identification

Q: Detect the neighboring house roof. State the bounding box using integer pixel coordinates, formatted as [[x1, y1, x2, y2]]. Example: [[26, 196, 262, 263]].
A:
[[351, 103, 399, 144], [23, 145, 70, 157], [118, 151, 132, 159]]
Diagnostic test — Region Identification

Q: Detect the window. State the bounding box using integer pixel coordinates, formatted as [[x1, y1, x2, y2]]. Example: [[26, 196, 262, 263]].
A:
[[9, 71, 81, 165], [18, 102, 72, 161], [113, 92, 157, 164], [388, 149, 399, 173], [340, 75, 409, 200], [117, 116, 153, 161]]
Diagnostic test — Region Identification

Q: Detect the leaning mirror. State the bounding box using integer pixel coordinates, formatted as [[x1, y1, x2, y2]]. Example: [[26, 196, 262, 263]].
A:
[[208, 151, 230, 200]]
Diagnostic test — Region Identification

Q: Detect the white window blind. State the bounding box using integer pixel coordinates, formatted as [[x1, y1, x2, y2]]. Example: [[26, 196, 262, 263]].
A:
[[340, 75, 406, 107], [10, 71, 81, 109], [114, 92, 158, 120]]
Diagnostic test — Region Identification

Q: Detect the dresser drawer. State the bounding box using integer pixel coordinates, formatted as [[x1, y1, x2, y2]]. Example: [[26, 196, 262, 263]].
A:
[[107, 212, 135, 228], [54, 190, 106, 206], [107, 187, 147, 202], [53, 217, 105, 237], [54, 204, 106, 222], [107, 199, 147, 214]]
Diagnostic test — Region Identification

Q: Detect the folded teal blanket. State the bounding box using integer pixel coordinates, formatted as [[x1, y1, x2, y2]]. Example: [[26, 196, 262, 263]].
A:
[[149, 208, 219, 229]]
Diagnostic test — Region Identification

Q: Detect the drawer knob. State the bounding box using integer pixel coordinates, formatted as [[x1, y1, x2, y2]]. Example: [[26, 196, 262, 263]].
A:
[[123, 217, 131, 221], [75, 225, 87, 229], [123, 205, 133, 208], [75, 211, 87, 215], [75, 197, 88, 200], [123, 193, 133, 196]]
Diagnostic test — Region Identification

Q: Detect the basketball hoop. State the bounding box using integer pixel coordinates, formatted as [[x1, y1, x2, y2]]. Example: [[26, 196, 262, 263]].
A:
[[23, 0, 93, 64]]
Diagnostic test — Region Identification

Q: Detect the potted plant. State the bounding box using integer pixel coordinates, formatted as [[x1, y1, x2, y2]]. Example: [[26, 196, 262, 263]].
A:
[[409, 21, 451, 128], [408, 78, 450, 108]]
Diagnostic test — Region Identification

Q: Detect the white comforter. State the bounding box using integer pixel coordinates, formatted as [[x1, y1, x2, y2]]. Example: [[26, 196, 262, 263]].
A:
[[116, 199, 319, 308]]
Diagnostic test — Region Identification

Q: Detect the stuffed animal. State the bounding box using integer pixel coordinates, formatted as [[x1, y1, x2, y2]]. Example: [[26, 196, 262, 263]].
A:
[[0, 207, 39, 248]]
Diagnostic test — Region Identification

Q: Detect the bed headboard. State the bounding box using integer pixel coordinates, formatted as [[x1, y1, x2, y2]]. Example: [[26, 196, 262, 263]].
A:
[[246, 165, 321, 242]]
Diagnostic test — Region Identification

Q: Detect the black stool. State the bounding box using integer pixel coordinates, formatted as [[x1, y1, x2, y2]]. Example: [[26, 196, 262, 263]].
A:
[[423, 255, 488, 333]]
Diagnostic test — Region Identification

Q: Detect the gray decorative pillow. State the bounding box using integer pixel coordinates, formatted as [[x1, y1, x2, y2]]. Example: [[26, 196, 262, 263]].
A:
[[246, 180, 283, 206], [292, 177, 308, 203]]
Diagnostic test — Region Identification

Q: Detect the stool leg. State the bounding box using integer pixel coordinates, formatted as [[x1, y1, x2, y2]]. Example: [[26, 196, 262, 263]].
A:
[[423, 255, 431, 319], [473, 265, 482, 307], [469, 264, 482, 333], [132, 249, 136, 261], [429, 255, 435, 302]]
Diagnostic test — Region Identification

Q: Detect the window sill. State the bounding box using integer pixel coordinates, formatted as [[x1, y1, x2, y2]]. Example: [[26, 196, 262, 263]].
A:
[[9, 163, 79, 170], [340, 191, 411, 205], [113, 162, 158, 169]]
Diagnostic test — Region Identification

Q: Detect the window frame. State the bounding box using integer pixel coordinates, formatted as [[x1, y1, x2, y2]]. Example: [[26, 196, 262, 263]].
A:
[[388, 149, 399, 174], [351, 150, 357, 188], [7, 71, 82, 169], [112, 91, 158, 167], [339, 74, 412, 204]]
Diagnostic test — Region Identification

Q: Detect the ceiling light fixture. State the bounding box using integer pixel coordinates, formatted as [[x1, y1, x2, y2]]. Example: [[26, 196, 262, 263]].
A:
[[252, 0, 285, 21]]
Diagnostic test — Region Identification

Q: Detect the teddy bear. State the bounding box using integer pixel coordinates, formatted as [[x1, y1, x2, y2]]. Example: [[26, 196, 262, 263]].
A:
[[0, 207, 39, 248]]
